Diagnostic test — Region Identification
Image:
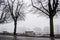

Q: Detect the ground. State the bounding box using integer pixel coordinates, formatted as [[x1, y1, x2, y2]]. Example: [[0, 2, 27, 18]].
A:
[[0, 35, 60, 40]]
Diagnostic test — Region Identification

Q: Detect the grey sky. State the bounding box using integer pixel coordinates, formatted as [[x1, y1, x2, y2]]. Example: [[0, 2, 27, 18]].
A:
[[0, 0, 60, 34], [0, 13, 60, 34]]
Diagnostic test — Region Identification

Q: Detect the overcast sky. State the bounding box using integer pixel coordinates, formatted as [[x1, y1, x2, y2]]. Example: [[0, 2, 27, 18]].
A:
[[0, 13, 60, 34], [0, 0, 60, 34]]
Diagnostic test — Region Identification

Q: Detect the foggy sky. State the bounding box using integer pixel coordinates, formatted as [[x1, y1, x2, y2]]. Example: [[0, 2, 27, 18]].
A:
[[0, 0, 60, 34], [0, 13, 60, 34]]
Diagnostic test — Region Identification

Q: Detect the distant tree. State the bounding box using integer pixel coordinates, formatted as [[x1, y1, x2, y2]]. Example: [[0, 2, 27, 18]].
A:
[[31, 0, 60, 37], [1, 0, 25, 35]]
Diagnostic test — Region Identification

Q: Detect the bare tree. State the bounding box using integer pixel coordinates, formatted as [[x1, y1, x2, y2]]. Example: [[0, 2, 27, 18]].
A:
[[1, 0, 25, 35], [31, 0, 60, 37], [7, 0, 25, 35], [0, 0, 8, 23]]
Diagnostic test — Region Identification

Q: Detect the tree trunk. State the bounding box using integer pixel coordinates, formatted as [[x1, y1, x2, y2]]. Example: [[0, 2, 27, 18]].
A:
[[14, 20, 17, 35], [50, 16, 54, 37]]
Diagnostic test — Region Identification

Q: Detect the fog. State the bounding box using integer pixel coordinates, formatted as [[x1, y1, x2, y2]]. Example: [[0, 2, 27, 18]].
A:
[[0, 0, 60, 35], [0, 13, 60, 34]]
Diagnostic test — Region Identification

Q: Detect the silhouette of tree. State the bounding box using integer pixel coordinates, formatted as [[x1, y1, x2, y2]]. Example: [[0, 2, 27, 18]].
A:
[[1, 0, 25, 35], [0, 0, 8, 23], [31, 0, 60, 37], [7, 0, 25, 35]]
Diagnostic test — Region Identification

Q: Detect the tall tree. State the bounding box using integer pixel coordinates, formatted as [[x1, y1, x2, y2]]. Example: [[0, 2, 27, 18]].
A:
[[31, 0, 59, 37], [2, 0, 25, 35], [7, 0, 25, 35]]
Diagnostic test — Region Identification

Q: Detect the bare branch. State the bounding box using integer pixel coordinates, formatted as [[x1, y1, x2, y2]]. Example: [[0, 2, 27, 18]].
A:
[[48, 0, 52, 12], [11, 0, 15, 4], [1, 5, 7, 19], [7, 0, 15, 19], [52, 0, 59, 16], [56, 9, 60, 12], [53, 0, 55, 9], [38, 0, 49, 13], [53, 0, 58, 11], [15, 0, 24, 18], [15, 1, 20, 18], [18, 3, 24, 12], [15, 2, 19, 16], [0, 6, 8, 23], [31, 0, 49, 16]]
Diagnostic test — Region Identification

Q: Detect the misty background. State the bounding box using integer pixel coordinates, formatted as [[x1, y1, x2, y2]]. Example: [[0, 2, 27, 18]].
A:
[[0, 13, 60, 34], [0, 0, 60, 35]]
